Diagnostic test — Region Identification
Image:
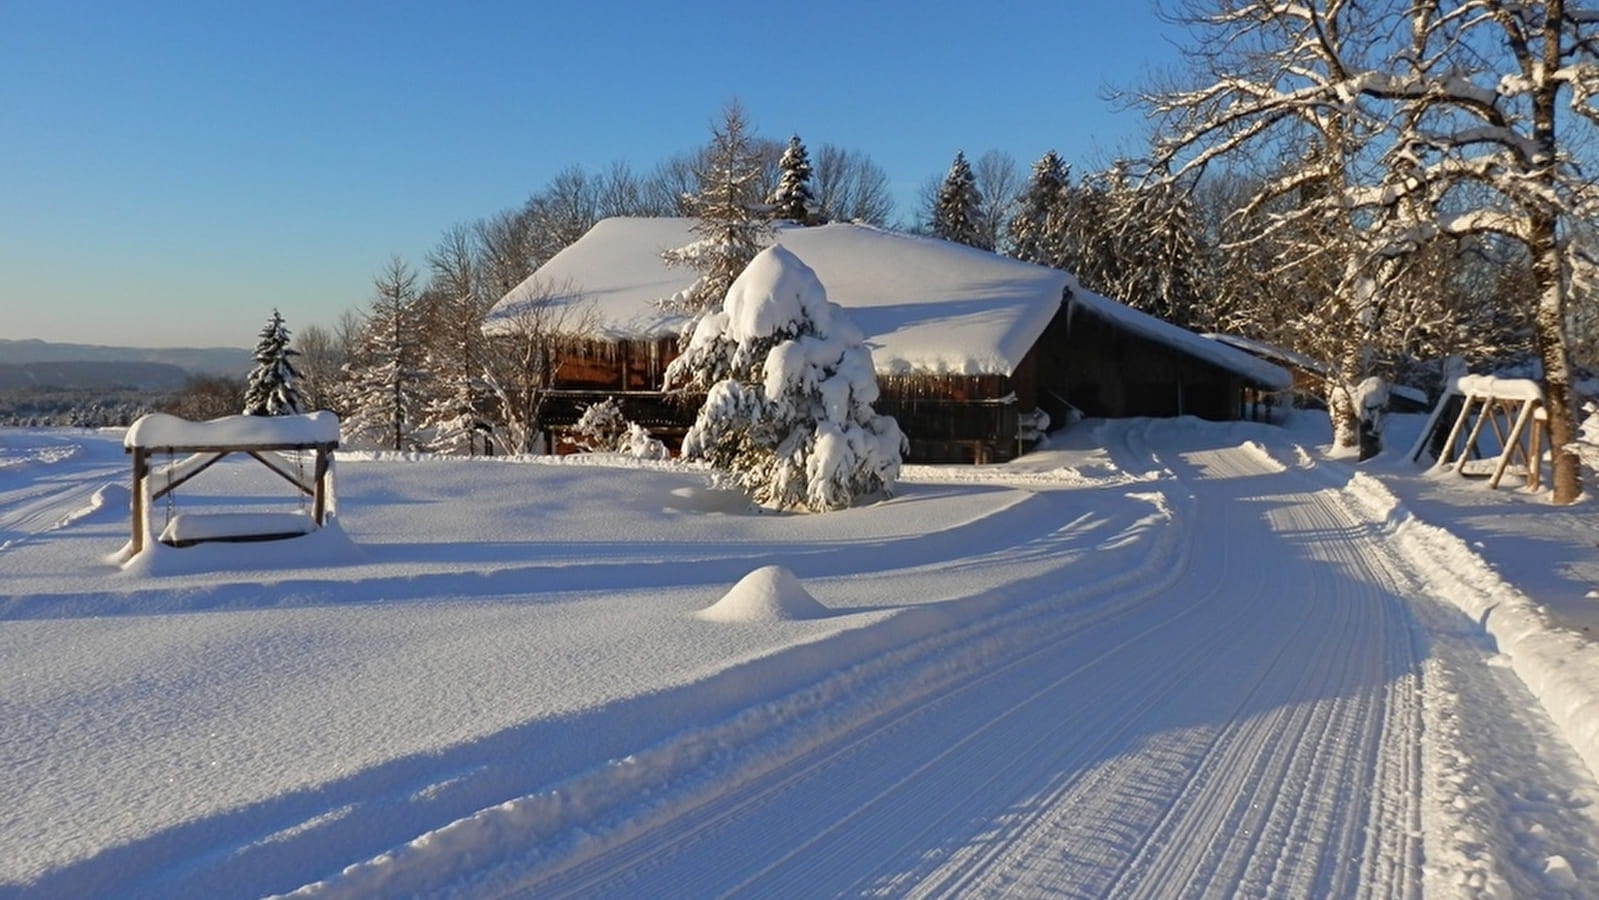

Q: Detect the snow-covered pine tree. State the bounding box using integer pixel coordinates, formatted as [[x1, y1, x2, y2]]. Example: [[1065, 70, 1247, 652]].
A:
[[931, 151, 987, 249], [242, 308, 304, 416], [1055, 164, 1125, 298], [1079, 161, 1207, 330], [1007, 150, 1071, 267], [675, 244, 905, 512], [662, 101, 772, 316], [339, 257, 429, 451], [768, 135, 816, 225]]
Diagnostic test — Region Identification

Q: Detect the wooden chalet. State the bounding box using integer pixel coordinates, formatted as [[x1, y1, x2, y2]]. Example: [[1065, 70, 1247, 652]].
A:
[[486, 218, 1290, 464]]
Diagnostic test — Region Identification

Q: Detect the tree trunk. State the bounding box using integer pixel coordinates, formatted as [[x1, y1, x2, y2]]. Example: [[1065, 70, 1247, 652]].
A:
[[1529, 4, 1581, 504], [1532, 229, 1582, 502]]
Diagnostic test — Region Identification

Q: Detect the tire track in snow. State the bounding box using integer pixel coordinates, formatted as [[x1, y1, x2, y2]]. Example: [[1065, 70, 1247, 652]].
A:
[[956, 437, 1418, 900], [515, 532, 1217, 900], [0, 435, 124, 553], [428, 421, 1430, 899], [285, 485, 1198, 899]]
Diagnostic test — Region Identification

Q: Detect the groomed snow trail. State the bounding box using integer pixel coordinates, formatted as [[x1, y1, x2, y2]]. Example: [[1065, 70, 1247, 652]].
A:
[[0, 432, 123, 555], [9, 424, 1596, 898], [423, 420, 1453, 898]]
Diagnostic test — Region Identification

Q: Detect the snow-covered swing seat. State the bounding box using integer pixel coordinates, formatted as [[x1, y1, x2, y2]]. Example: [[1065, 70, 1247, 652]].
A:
[[1408, 375, 1549, 490], [123, 412, 339, 552]]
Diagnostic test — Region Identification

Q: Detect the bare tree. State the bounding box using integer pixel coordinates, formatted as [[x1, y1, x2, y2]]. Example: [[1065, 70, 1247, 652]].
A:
[[597, 160, 669, 217], [524, 165, 603, 263], [646, 151, 703, 216], [1140, 0, 1401, 448], [340, 257, 428, 451], [480, 282, 598, 454], [814, 144, 894, 224], [421, 224, 495, 454], [973, 149, 1022, 253], [474, 207, 539, 300], [1361, 0, 1599, 501], [293, 322, 344, 415]]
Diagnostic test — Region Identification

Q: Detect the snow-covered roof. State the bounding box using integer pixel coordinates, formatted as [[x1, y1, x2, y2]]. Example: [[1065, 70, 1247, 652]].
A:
[[125, 412, 341, 449], [1066, 290, 1293, 390], [1203, 333, 1329, 377], [486, 217, 1072, 377], [488, 217, 1292, 389]]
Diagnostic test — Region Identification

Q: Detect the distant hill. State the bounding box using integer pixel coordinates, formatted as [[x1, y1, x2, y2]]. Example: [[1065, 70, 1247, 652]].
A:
[[0, 361, 192, 391], [0, 339, 250, 377]]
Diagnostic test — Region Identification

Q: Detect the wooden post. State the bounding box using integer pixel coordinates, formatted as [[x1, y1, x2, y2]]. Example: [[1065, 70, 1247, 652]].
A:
[[1489, 398, 1537, 489], [312, 446, 331, 526], [130, 447, 148, 555], [1456, 396, 1495, 474], [1528, 409, 1546, 490], [1437, 394, 1477, 468]]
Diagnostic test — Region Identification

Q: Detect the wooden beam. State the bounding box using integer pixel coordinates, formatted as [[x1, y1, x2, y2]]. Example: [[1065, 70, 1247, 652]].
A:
[[1437, 394, 1475, 467], [1456, 396, 1494, 474], [246, 450, 316, 495], [1489, 398, 1537, 488], [1528, 415, 1545, 489], [312, 448, 331, 525], [130, 447, 148, 555], [151, 452, 228, 501]]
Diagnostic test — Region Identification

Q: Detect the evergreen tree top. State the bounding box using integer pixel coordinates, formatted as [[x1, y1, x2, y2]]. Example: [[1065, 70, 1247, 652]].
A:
[[770, 134, 816, 225], [933, 151, 985, 248]]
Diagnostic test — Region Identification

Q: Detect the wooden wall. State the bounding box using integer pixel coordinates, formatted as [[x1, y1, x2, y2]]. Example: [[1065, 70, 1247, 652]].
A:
[[541, 344, 1038, 464], [1034, 304, 1254, 424]]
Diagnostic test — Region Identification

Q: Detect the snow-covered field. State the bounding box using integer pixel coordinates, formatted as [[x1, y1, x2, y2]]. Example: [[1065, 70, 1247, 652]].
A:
[[3, 415, 1598, 898]]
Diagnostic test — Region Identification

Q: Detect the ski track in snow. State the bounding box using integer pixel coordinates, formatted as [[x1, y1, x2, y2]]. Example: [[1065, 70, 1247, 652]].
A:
[[3, 422, 1597, 898], [0, 433, 121, 554], [295, 422, 1597, 899], [425, 421, 1434, 900]]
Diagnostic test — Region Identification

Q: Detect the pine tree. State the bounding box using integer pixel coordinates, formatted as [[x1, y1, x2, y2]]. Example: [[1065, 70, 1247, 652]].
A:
[[662, 101, 772, 316], [242, 309, 304, 416], [1069, 162, 1206, 329], [1007, 150, 1071, 267], [676, 245, 905, 512], [932, 151, 986, 249], [768, 135, 816, 225], [340, 257, 428, 451]]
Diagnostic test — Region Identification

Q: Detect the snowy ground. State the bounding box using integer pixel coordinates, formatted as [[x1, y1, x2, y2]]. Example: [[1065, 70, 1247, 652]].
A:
[[2, 415, 1597, 898]]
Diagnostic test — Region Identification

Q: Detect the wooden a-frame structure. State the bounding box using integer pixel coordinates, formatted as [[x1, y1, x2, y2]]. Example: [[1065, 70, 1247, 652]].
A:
[[1409, 375, 1549, 490], [124, 412, 339, 553]]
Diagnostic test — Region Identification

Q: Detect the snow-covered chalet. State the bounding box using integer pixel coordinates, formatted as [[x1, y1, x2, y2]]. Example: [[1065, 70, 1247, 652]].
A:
[[486, 217, 1290, 463]]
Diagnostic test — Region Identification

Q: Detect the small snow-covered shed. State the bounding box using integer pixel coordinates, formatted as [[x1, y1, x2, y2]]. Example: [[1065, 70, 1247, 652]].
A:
[[486, 217, 1289, 462]]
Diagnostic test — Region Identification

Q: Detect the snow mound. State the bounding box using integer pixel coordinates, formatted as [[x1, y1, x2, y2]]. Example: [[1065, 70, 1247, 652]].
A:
[[698, 565, 829, 623]]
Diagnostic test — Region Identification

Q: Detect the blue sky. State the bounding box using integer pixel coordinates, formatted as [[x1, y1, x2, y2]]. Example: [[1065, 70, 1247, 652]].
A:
[[1, 1, 1186, 349]]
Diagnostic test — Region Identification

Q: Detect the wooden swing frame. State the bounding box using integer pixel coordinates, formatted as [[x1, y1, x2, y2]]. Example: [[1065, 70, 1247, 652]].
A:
[[127, 438, 337, 553], [1410, 377, 1548, 490]]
